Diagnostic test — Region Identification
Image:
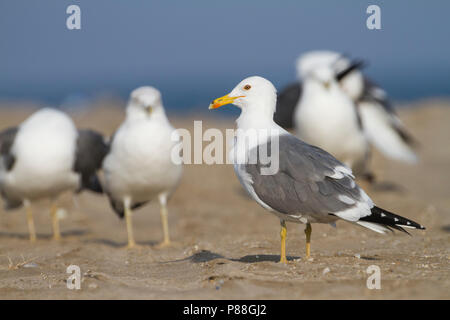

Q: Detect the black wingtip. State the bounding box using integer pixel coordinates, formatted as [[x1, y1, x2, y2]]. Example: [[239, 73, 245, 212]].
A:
[[0, 186, 21, 210], [80, 174, 104, 194], [361, 206, 426, 234], [107, 196, 149, 219], [336, 59, 367, 82]]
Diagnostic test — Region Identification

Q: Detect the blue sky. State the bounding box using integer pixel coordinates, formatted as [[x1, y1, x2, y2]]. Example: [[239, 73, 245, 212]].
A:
[[0, 0, 449, 110]]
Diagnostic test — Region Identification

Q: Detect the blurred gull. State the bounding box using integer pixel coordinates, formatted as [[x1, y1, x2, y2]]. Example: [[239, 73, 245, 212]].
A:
[[294, 53, 371, 178], [102, 86, 183, 248], [334, 54, 418, 164], [274, 51, 418, 180], [210, 76, 424, 263], [0, 108, 108, 242]]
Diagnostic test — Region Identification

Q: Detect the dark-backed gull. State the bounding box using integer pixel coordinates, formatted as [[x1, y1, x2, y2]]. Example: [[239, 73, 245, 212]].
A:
[[0, 108, 108, 242], [274, 51, 417, 180]]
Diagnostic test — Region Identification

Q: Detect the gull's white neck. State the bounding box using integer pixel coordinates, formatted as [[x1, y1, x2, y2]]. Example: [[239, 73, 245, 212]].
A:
[[236, 101, 278, 131], [126, 102, 168, 124], [231, 99, 287, 166], [303, 78, 343, 98]]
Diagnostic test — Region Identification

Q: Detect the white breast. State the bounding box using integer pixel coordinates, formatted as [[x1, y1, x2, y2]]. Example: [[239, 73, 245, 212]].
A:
[[295, 83, 368, 168], [4, 108, 80, 200], [103, 119, 182, 203]]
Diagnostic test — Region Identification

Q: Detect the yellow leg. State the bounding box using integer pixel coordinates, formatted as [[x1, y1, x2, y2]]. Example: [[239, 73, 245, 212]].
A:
[[50, 203, 61, 241], [305, 223, 312, 259], [25, 202, 36, 243], [159, 204, 171, 247], [280, 220, 287, 264], [124, 201, 136, 248]]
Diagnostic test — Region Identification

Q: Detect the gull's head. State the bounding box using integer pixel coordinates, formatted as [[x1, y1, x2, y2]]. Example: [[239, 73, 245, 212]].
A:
[[296, 50, 342, 79], [297, 50, 365, 98], [209, 76, 277, 114], [307, 65, 337, 90], [127, 86, 164, 120], [298, 51, 341, 90]]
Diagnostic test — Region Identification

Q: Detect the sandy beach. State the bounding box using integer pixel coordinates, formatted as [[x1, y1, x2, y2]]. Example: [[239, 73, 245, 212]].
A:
[[0, 100, 449, 299]]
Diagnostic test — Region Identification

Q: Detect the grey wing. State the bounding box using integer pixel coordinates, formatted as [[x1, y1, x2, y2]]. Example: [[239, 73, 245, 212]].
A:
[[361, 77, 417, 147], [74, 129, 110, 193], [245, 134, 372, 221], [0, 127, 18, 171], [273, 82, 302, 130]]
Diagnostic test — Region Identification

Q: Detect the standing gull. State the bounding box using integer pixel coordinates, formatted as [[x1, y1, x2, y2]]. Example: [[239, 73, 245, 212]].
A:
[[0, 108, 108, 242], [274, 50, 418, 170], [335, 57, 418, 164], [294, 54, 371, 177], [102, 86, 183, 248], [209, 76, 424, 263]]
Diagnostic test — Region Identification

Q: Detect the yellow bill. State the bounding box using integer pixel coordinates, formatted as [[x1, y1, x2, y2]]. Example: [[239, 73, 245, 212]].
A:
[[209, 94, 244, 109]]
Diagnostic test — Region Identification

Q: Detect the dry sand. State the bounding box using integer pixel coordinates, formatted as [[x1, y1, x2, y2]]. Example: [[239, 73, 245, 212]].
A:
[[0, 100, 449, 299]]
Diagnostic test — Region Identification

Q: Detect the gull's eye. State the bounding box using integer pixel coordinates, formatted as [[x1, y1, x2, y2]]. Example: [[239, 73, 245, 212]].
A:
[[243, 84, 251, 90]]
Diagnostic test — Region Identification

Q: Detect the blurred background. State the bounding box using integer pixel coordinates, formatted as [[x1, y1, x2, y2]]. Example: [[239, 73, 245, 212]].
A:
[[0, 0, 449, 115], [1, 1, 449, 300]]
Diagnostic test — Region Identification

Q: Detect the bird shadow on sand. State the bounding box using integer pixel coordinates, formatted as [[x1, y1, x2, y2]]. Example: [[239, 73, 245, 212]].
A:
[[165, 250, 381, 264], [359, 256, 381, 261], [337, 253, 381, 261], [233, 254, 300, 263], [84, 238, 158, 248], [440, 225, 450, 233], [165, 249, 300, 264], [0, 229, 88, 241]]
